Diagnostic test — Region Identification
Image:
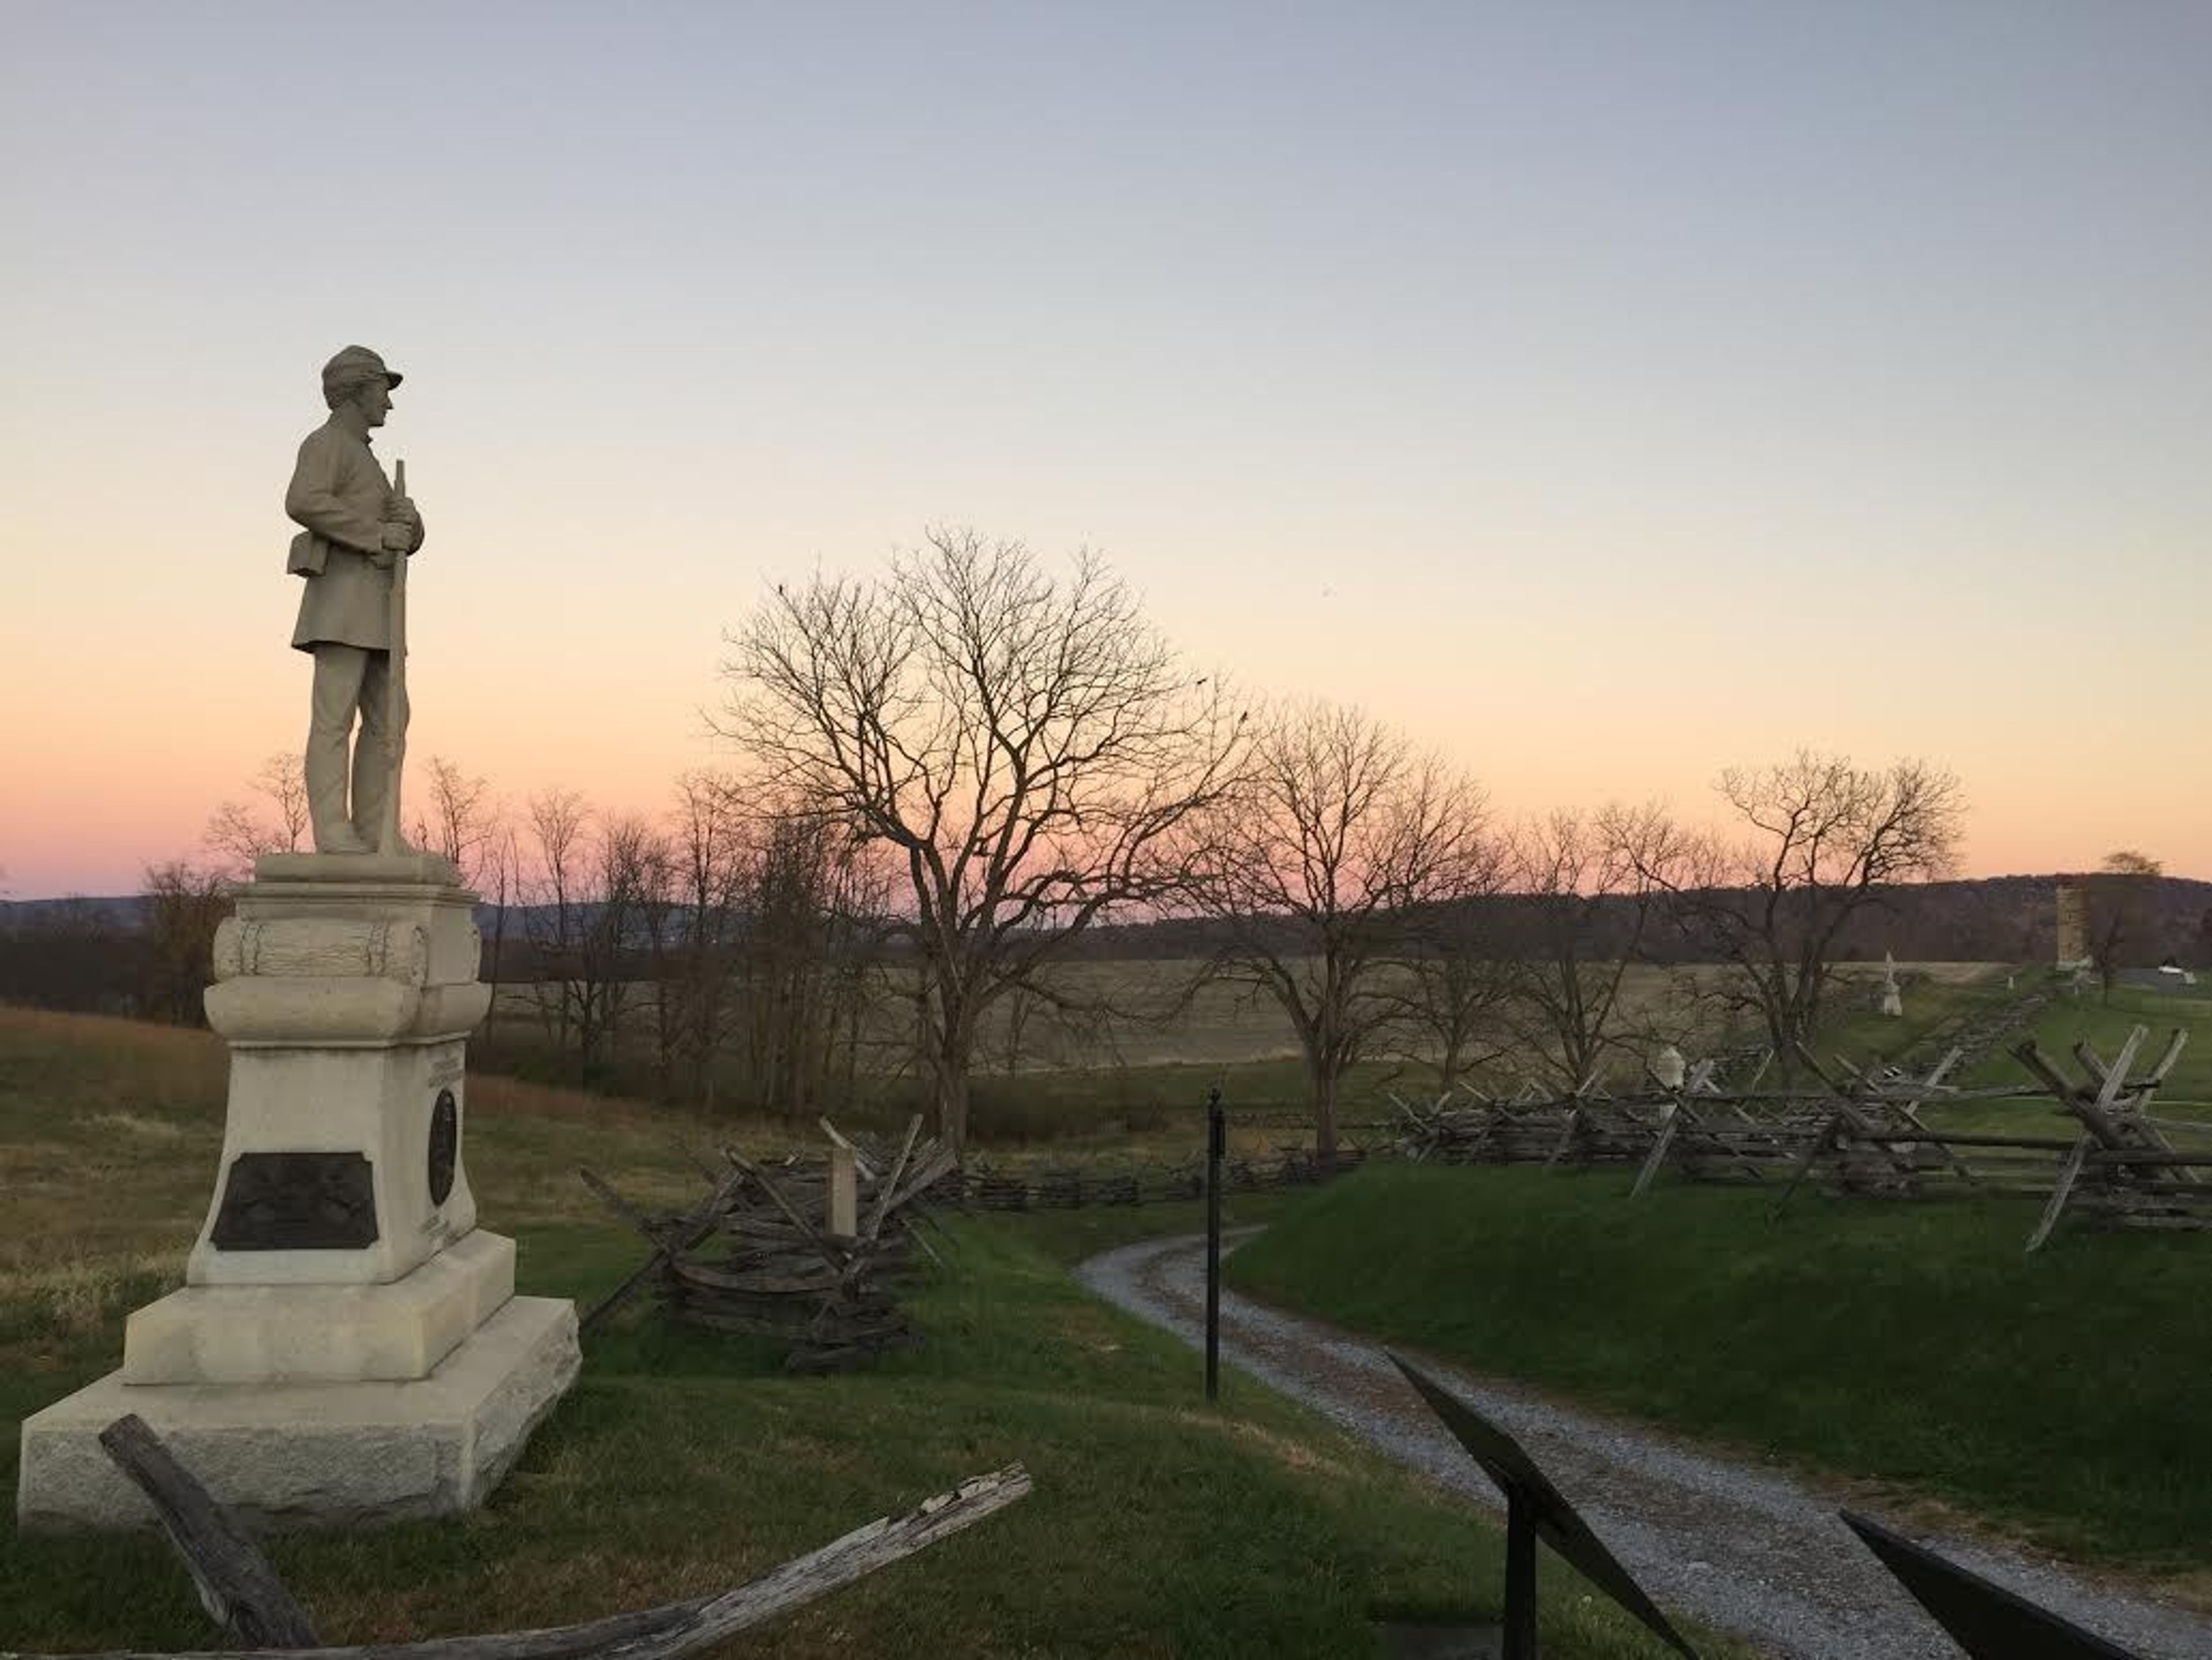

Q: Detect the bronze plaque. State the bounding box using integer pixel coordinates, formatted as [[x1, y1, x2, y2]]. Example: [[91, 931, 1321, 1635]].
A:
[[428, 1088, 458, 1207], [210, 1152, 378, 1250]]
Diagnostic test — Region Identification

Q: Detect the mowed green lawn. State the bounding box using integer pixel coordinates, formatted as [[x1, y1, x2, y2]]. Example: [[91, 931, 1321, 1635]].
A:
[[1959, 978, 2212, 1099], [0, 1008, 1742, 1660], [1228, 1162, 2212, 1589]]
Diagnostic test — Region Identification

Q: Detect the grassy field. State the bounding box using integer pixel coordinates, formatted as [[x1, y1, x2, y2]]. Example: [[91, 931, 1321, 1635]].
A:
[[0, 1007, 1742, 1660], [481, 958, 2029, 1141], [941, 958, 2013, 1075], [12, 967, 2210, 1648], [1226, 1162, 2212, 1591], [1959, 978, 2212, 1097], [1790, 962, 2020, 1075]]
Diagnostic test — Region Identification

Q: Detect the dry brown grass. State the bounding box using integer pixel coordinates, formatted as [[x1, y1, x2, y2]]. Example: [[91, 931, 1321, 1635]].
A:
[[0, 1004, 784, 1298], [468, 1068, 687, 1129], [495, 959, 2009, 1082], [0, 1009, 226, 1295], [1174, 1408, 1358, 1481]]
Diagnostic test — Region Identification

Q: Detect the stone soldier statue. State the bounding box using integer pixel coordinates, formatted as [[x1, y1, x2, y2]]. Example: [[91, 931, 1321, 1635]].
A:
[[286, 346, 425, 853]]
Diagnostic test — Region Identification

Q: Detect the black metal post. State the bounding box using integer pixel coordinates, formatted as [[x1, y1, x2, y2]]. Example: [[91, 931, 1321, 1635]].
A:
[[1205, 1084, 1224, 1402], [1502, 1484, 1540, 1659]]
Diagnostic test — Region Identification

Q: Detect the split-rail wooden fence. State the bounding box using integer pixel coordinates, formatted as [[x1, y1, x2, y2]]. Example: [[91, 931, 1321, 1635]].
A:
[[1393, 1024, 2210, 1253]]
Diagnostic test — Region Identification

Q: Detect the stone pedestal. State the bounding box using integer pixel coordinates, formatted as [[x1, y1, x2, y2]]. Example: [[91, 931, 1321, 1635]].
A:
[[17, 1299, 577, 1532], [17, 854, 578, 1532]]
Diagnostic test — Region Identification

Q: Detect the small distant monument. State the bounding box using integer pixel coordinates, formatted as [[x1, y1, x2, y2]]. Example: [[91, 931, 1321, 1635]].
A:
[[2054, 879, 2091, 971], [1880, 952, 1904, 1019], [1651, 1045, 1687, 1090], [17, 349, 578, 1530]]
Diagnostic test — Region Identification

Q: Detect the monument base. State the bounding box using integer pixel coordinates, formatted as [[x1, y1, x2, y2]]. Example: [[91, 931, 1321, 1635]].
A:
[[125, 1230, 516, 1385], [15, 1296, 578, 1532]]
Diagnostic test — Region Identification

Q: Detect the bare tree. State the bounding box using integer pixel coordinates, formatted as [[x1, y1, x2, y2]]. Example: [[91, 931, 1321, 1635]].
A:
[[411, 756, 499, 886], [734, 808, 895, 1116], [514, 801, 657, 1083], [995, 978, 1046, 1077], [581, 811, 657, 1076], [139, 859, 232, 1025], [475, 819, 524, 1062], [1190, 702, 1490, 1163], [811, 817, 899, 1106], [718, 528, 1243, 1149], [1385, 841, 1514, 1095], [1639, 753, 1964, 1075], [642, 772, 752, 1108], [520, 788, 591, 1060], [202, 753, 310, 876], [632, 820, 683, 1096], [2085, 849, 2163, 1000], [0, 897, 137, 1015], [1498, 805, 1673, 1091]]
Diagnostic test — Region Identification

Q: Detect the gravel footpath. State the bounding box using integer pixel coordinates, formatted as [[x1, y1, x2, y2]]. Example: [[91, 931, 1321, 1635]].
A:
[[1077, 1230, 2212, 1660]]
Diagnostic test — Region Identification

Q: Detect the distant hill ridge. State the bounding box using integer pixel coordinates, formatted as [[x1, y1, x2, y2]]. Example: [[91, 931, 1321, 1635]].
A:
[[1070, 874, 2212, 966], [8, 873, 2210, 967]]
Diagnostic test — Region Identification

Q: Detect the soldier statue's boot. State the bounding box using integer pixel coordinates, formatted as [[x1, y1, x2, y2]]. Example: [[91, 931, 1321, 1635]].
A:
[[306, 734, 370, 853]]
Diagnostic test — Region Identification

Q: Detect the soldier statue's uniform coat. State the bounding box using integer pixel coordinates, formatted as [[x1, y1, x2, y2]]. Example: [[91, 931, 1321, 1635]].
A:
[[286, 344, 425, 853], [286, 415, 423, 650]]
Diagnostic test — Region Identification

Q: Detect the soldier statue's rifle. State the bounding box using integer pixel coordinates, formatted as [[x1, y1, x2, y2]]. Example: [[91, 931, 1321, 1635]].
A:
[[379, 456, 408, 854]]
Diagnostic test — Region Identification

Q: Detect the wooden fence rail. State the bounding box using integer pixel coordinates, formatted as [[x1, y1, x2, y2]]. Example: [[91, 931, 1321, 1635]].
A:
[[6, 1416, 1028, 1660], [1394, 1027, 2210, 1253]]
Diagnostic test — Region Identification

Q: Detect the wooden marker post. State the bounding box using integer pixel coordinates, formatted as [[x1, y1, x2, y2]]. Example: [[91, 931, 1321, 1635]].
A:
[[827, 1144, 859, 1239], [379, 457, 409, 854], [1205, 1085, 1224, 1401]]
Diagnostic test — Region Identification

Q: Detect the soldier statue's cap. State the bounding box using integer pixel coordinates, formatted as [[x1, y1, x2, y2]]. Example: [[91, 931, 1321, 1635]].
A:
[[320, 345, 403, 392]]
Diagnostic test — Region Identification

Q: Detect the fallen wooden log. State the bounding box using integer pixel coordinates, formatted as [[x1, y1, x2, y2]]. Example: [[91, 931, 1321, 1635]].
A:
[[96, 1415, 320, 1648], [5, 1461, 1032, 1660]]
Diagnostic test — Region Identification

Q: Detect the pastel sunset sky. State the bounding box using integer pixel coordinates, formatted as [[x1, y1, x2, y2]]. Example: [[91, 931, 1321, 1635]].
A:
[[4, 2, 2207, 898]]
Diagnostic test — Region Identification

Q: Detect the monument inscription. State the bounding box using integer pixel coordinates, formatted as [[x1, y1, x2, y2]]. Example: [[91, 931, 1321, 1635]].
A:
[[209, 1152, 380, 1250]]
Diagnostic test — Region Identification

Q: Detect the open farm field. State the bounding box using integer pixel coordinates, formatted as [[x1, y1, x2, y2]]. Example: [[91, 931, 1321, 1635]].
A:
[[0, 1006, 1743, 1660], [485, 958, 2022, 1109], [484, 958, 1320, 1075], [464, 954, 2212, 1156]]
